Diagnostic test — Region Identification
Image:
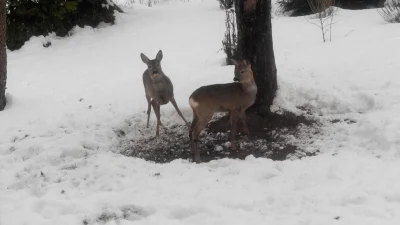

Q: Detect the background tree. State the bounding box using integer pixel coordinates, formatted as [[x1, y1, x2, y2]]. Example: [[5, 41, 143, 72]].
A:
[[222, 8, 238, 64], [219, 0, 234, 9], [0, 0, 6, 110], [6, 0, 122, 50], [277, 0, 381, 16], [234, 0, 277, 115], [305, 0, 337, 42], [379, 0, 400, 23]]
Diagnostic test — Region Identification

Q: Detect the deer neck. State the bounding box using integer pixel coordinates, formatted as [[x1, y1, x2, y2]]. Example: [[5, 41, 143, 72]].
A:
[[240, 79, 257, 96]]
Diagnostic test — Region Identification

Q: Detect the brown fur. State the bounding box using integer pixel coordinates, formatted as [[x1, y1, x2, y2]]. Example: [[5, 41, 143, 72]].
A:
[[189, 60, 257, 163], [141, 50, 189, 136]]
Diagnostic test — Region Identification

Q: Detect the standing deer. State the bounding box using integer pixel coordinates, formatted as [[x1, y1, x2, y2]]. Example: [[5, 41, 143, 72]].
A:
[[189, 59, 257, 163], [141, 50, 189, 136]]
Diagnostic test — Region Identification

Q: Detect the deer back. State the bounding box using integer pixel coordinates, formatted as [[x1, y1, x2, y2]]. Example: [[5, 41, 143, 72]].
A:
[[189, 60, 257, 113]]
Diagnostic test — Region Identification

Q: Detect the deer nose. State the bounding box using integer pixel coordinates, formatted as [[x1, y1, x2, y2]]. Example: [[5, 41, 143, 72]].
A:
[[233, 77, 240, 82], [153, 71, 159, 75]]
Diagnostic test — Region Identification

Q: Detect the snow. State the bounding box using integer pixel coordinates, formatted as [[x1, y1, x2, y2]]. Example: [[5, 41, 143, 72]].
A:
[[1, 0, 400, 224]]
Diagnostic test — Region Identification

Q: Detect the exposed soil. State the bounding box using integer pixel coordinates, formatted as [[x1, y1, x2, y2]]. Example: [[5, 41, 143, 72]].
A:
[[117, 110, 322, 163]]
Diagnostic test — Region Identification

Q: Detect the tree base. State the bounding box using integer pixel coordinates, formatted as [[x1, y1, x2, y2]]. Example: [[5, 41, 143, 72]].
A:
[[0, 94, 6, 111]]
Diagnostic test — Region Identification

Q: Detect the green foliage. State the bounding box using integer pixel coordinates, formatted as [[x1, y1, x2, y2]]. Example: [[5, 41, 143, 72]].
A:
[[65, 1, 79, 11], [6, 0, 123, 50]]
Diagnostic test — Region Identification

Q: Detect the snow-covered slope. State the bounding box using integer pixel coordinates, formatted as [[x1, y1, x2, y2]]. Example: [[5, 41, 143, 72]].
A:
[[1, 0, 400, 224]]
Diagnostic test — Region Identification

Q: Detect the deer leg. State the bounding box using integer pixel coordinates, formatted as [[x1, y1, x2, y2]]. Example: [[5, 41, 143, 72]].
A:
[[229, 110, 239, 151], [190, 113, 212, 163], [189, 112, 198, 141], [239, 110, 250, 135], [170, 98, 190, 127], [156, 102, 163, 135], [189, 112, 200, 163], [151, 100, 161, 136], [155, 103, 167, 128], [146, 95, 152, 128]]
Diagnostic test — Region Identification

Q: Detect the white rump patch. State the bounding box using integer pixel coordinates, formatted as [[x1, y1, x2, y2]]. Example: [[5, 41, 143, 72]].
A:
[[189, 98, 199, 108]]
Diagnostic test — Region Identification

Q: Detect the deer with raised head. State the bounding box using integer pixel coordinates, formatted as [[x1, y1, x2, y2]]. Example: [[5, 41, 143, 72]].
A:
[[188, 59, 257, 163], [141, 50, 189, 136]]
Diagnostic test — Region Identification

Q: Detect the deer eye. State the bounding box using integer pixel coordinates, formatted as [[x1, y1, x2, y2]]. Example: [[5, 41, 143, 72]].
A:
[[148, 66, 152, 69], [240, 71, 244, 74]]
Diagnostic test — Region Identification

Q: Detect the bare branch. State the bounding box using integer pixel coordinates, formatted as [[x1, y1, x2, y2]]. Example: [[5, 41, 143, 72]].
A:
[[304, 16, 322, 28], [305, 0, 337, 42], [378, 0, 400, 23]]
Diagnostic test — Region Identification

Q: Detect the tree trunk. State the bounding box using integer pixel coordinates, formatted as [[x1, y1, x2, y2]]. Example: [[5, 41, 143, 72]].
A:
[[0, 0, 6, 110], [235, 0, 277, 115]]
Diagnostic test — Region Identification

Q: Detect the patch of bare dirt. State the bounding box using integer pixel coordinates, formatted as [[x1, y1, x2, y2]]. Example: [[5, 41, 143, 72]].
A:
[[116, 110, 322, 163]]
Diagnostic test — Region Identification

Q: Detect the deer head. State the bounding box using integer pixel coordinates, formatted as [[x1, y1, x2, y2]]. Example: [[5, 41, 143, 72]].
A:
[[141, 50, 164, 80]]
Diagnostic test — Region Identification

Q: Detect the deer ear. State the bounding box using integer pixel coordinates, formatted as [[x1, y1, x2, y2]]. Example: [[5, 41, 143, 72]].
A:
[[141, 53, 150, 64], [156, 50, 163, 61], [229, 58, 238, 66], [244, 59, 251, 67]]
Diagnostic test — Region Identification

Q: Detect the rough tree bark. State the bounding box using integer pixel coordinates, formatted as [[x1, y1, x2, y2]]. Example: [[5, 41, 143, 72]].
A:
[[235, 0, 277, 115], [0, 0, 6, 111]]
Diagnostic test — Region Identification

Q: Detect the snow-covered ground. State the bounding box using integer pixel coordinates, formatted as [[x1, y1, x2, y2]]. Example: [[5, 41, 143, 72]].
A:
[[1, 0, 400, 224]]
